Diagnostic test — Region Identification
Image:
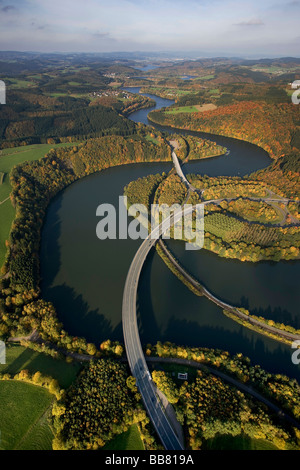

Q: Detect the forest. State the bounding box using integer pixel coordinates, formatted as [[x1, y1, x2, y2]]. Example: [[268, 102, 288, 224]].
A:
[[149, 101, 300, 160], [0, 59, 157, 148], [0, 132, 172, 344], [147, 342, 300, 423], [52, 359, 153, 450], [51, 348, 300, 450], [124, 171, 300, 262], [0, 102, 137, 146]]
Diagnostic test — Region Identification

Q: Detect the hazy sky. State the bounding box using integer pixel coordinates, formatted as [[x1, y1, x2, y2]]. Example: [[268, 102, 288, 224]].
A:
[[0, 0, 299, 57]]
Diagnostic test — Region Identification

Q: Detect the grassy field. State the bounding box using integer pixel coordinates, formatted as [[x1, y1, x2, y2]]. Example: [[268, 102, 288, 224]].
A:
[[0, 380, 54, 450], [145, 134, 159, 145], [103, 424, 145, 450], [0, 142, 77, 266], [0, 201, 14, 266], [1, 344, 82, 388], [165, 106, 199, 114], [48, 92, 68, 97], [203, 433, 279, 450], [198, 75, 215, 80], [0, 344, 81, 450], [0, 142, 76, 201], [141, 87, 191, 100], [4, 78, 36, 89]]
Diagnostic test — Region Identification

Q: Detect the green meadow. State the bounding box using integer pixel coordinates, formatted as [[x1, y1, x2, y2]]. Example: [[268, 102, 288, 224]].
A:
[[103, 424, 145, 450], [0, 343, 82, 450], [0, 142, 76, 266], [0, 380, 54, 450], [165, 105, 199, 114], [4, 78, 36, 89], [1, 344, 82, 388]]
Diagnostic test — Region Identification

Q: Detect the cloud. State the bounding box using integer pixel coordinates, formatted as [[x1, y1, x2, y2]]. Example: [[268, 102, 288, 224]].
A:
[[269, 1, 300, 11], [91, 31, 117, 44], [286, 1, 300, 6], [1, 5, 16, 12], [0, 0, 298, 56], [92, 32, 110, 39], [30, 21, 49, 31], [234, 18, 264, 26]]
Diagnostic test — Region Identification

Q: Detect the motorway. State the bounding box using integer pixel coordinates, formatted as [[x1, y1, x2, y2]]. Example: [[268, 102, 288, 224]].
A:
[[172, 151, 189, 186], [122, 152, 299, 449], [122, 209, 192, 450]]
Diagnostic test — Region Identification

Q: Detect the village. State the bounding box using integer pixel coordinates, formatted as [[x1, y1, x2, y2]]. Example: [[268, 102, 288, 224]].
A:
[[89, 89, 131, 99]]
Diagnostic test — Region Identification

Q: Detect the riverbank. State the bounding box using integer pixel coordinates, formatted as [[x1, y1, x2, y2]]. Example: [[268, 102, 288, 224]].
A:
[[37, 86, 300, 385]]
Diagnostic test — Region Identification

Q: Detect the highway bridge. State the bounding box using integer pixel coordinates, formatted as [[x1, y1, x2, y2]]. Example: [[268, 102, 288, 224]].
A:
[[122, 152, 299, 449], [122, 151, 202, 450], [172, 150, 204, 197], [122, 209, 191, 450], [171, 151, 189, 186]]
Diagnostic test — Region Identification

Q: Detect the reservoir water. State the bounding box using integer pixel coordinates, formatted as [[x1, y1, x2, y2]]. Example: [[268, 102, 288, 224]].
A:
[[40, 88, 300, 381]]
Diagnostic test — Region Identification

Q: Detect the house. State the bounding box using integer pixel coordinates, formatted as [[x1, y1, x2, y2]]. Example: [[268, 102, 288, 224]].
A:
[[177, 372, 188, 380]]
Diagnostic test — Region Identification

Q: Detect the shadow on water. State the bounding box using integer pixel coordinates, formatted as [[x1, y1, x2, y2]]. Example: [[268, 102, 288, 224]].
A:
[[250, 305, 300, 330], [40, 192, 114, 343], [137, 247, 161, 343], [238, 295, 298, 326], [45, 284, 115, 344], [140, 301, 300, 381], [40, 195, 63, 289]]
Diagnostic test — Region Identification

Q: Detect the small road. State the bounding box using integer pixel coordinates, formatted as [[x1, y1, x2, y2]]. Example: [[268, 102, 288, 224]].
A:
[[146, 356, 300, 430], [9, 331, 300, 432]]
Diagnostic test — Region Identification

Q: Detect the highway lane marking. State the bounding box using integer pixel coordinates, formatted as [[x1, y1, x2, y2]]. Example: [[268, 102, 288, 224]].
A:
[[122, 210, 191, 449]]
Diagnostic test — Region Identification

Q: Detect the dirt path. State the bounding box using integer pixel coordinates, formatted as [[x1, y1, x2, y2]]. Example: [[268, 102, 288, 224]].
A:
[[0, 196, 10, 205]]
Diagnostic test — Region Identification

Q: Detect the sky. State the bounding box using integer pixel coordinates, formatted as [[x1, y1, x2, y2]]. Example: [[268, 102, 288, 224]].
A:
[[0, 0, 299, 57]]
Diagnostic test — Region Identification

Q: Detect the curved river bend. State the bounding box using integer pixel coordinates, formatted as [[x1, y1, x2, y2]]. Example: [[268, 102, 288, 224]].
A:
[[40, 88, 300, 381]]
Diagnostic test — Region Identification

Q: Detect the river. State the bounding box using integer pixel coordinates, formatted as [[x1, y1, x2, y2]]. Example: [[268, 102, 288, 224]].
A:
[[40, 88, 300, 381]]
